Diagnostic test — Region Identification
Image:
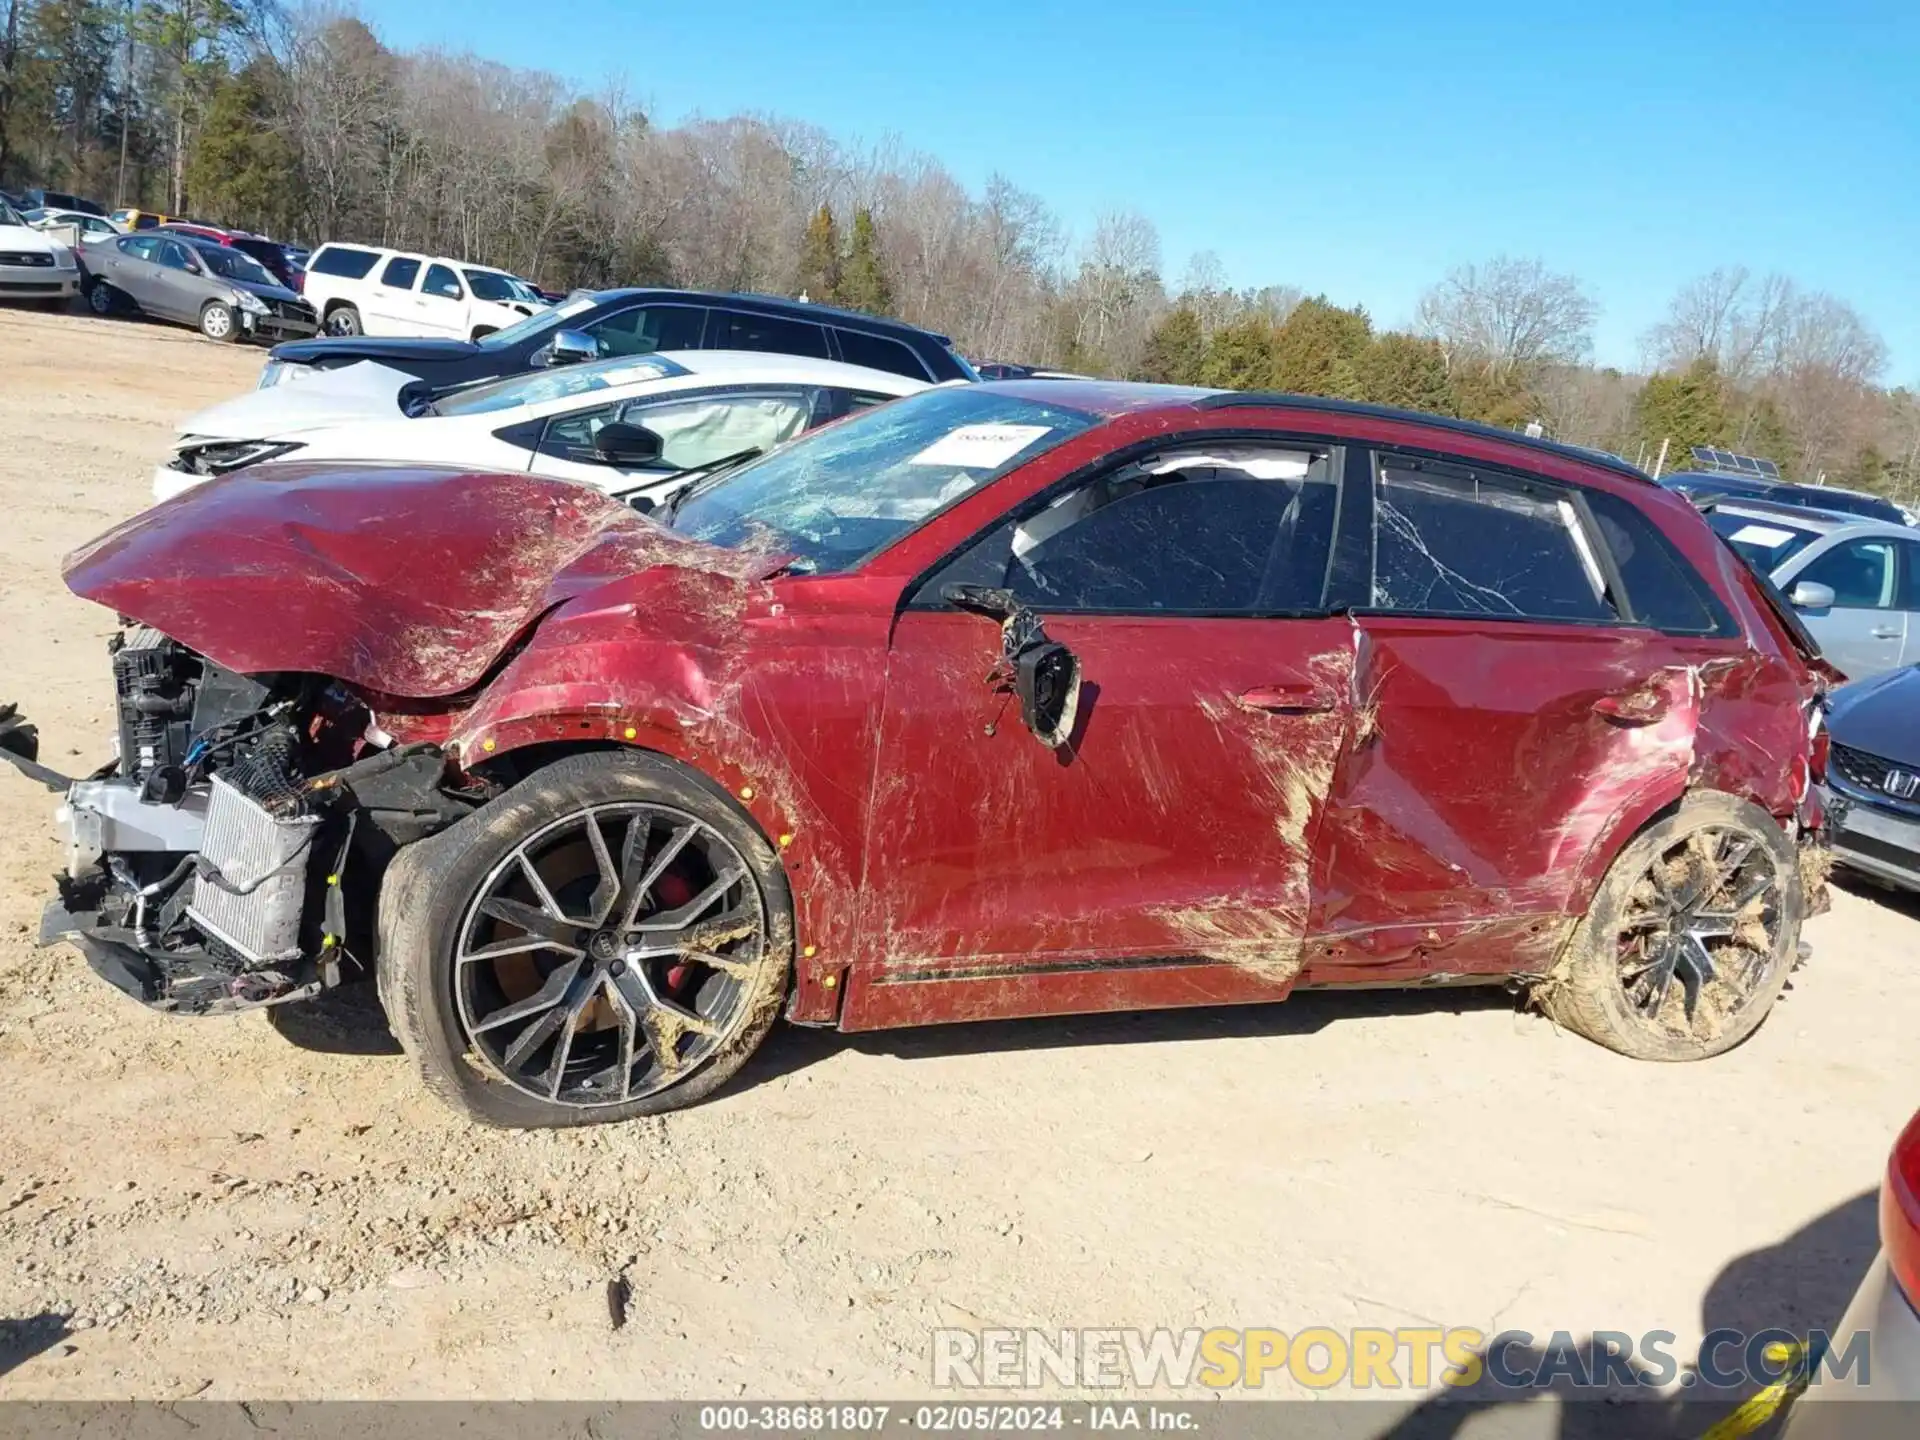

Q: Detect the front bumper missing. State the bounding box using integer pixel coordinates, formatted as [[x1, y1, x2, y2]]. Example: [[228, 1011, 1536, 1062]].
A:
[[3, 702, 321, 1015], [40, 872, 320, 1016]]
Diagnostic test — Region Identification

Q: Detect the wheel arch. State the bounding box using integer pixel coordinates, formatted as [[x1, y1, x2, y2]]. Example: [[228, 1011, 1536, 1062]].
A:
[[454, 715, 846, 1024]]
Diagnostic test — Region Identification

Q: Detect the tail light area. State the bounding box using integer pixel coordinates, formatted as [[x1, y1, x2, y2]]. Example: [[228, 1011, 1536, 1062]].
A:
[[1885, 1110, 1920, 1307]]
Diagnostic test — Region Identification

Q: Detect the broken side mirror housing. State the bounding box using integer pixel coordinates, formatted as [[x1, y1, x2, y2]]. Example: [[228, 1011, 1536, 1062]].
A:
[[941, 584, 1083, 749], [592, 421, 664, 468], [1788, 580, 1836, 613]]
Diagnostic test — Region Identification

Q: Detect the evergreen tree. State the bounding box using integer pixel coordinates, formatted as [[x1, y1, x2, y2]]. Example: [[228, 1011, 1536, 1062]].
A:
[[839, 207, 893, 315], [1270, 296, 1371, 397], [184, 61, 296, 235], [1197, 316, 1277, 390], [1450, 369, 1533, 428], [1138, 306, 1204, 384], [1633, 358, 1730, 473], [1354, 332, 1456, 415], [797, 202, 841, 304]]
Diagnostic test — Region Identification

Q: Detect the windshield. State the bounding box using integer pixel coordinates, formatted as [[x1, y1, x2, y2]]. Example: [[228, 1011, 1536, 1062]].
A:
[[1707, 511, 1823, 571], [464, 269, 520, 303], [430, 353, 687, 418], [672, 387, 1102, 574], [0, 201, 21, 226], [478, 291, 596, 349], [198, 246, 276, 286]]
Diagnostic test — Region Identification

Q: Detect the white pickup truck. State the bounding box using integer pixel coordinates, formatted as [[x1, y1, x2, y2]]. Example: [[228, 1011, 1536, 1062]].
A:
[[300, 243, 549, 340]]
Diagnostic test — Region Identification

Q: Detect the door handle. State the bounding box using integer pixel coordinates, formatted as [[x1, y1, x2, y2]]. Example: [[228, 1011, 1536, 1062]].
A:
[[1236, 684, 1337, 714], [1593, 684, 1671, 725], [1870, 626, 1902, 639]]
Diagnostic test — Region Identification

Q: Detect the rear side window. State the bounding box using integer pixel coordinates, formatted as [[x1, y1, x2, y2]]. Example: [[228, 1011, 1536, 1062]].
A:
[[308, 245, 380, 280], [712, 310, 830, 359], [380, 257, 420, 290], [1583, 489, 1731, 635], [833, 328, 931, 380], [1371, 456, 1616, 623]]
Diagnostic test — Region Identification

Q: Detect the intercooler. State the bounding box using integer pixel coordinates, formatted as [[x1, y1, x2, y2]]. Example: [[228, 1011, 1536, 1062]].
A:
[[185, 775, 320, 964]]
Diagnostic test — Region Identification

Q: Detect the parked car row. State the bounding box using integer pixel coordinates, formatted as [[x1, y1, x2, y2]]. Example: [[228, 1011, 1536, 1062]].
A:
[[84, 230, 317, 342]]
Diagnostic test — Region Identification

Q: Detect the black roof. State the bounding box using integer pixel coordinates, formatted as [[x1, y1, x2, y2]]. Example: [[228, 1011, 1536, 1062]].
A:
[[590, 287, 954, 348], [1193, 391, 1651, 484]]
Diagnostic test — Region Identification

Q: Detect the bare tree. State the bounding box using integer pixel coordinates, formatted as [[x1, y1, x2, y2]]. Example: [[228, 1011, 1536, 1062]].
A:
[[1062, 209, 1163, 373], [1416, 255, 1597, 381]]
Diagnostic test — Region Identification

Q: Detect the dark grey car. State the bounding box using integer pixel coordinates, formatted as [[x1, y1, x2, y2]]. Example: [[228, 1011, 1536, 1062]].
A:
[[84, 233, 317, 343], [1821, 664, 1920, 891]]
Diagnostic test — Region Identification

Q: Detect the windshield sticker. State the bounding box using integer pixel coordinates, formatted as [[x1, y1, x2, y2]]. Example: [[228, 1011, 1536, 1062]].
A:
[[907, 423, 1053, 469], [600, 360, 672, 387], [1727, 523, 1800, 548]]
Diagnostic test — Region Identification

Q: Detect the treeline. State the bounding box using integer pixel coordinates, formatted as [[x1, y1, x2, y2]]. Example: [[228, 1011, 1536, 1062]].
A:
[[2, 2, 1914, 497]]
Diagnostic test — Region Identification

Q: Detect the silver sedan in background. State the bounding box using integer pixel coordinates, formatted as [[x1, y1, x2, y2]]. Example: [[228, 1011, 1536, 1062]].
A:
[[1707, 499, 1920, 680]]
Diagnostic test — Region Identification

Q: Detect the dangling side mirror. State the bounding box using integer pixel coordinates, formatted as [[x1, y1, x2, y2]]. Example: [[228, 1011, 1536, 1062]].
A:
[[941, 584, 1083, 749]]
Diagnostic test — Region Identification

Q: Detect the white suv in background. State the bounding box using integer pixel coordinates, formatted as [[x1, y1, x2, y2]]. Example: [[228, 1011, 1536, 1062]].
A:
[[301, 243, 550, 340]]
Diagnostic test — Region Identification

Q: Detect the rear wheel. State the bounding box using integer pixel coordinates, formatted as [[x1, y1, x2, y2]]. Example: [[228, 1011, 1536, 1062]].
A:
[[376, 751, 792, 1128], [470, 325, 496, 341], [86, 279, 122, 316], [324, 302, 362, 336], [199, 300, 236, 341], [1541, 792, 1803, 1060]]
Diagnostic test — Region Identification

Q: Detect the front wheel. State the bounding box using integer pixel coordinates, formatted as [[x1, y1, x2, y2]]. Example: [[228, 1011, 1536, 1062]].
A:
[[1540, 792, 1804, 1061], [199, 300, 237, 341], [376, 751, 793, 1127]]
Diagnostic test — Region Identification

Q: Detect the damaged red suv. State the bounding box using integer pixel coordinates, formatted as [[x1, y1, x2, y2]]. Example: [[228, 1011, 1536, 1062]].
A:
[[0, 383, 1832, 1127]]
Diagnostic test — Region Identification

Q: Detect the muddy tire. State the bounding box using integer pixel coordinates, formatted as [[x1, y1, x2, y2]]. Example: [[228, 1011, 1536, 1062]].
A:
[[376, 750, 792, 1128], [324, 302, 362, 336], [199, 300, 236, 342], [1541, 792, 1803, 1061]]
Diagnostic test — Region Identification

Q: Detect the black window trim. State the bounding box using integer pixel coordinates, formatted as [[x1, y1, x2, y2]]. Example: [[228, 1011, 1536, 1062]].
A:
[[901, 426, 1357, 620], [422, 262, 464, 301], [583, 301, 712, 352], [379, 256, 421, 291], [1357, 445, 1737, 637], [310, 243, 380, 279], [709, 307, 831, 360], [827, 325, 937, 382]]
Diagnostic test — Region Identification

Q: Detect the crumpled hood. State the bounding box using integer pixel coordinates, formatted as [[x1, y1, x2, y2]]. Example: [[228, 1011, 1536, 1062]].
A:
[[174, 361, 420, 445], [1829, 664, 1920, 765], [64, 463, 770, 698]]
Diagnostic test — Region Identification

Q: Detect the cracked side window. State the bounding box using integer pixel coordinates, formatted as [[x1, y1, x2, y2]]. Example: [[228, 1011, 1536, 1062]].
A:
[[1370, 459, 1617, 623], [926, 446, 1339, 615]]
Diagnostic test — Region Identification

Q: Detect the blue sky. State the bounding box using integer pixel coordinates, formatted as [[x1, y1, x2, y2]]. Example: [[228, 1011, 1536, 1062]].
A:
[[367, 0, 1919, 377]]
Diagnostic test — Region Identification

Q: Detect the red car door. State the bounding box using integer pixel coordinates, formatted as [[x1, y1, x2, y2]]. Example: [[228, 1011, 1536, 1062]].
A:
[[845, 438, 1359, 1028], [1311, 450, 1741, 973]]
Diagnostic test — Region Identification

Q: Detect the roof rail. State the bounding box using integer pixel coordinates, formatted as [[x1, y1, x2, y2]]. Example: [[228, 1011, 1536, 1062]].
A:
[[1191, 391, 1651, 483]]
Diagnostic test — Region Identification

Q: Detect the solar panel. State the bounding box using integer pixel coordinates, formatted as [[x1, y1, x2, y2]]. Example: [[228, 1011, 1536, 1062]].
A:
[[1685, 446, 1781, 482]]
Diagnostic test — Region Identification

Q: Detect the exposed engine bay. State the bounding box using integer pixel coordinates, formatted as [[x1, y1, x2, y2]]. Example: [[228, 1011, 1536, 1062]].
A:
[[3, 629, 479, 1014]]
